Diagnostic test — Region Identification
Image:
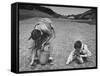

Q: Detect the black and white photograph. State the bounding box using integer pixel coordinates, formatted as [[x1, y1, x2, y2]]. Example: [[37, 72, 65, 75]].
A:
[[12, 3, 97, 72]]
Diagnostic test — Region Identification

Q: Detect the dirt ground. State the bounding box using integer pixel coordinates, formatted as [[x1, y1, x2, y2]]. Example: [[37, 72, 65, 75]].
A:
[[19, 18, 96, 71]]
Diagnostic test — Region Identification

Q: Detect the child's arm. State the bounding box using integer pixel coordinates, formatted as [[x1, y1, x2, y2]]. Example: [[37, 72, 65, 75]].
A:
[[48, 24, 56, 43], [66, 50, 75, 64], [80, 44, 92, 57], [42, 37, 50, 48]]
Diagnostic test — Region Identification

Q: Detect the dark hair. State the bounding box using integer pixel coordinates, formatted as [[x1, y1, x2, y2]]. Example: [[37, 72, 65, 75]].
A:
[[28, 29, 41, 40], [74, 40, 82, 49]]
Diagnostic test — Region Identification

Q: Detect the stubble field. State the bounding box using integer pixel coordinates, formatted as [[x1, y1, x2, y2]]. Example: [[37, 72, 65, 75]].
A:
[[19, 18, 96, 71]]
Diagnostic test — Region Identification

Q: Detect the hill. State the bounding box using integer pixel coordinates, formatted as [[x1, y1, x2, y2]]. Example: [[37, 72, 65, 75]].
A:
[[19, 5, 61, 20], [74, 8, 97, 21]]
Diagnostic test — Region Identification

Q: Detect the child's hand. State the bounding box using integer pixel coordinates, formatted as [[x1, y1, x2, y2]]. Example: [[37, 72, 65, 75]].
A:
[[74, 51, 80, 57], [80, 55, 87, 57]]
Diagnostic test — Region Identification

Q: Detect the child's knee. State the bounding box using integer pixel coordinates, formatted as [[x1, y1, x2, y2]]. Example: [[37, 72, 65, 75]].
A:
[[76, 57, 84, 64]]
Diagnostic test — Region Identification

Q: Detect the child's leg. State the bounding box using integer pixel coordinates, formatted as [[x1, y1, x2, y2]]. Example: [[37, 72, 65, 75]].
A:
[[76, 56, 84, 64], [46, 43, 54, 64], [30, 40, 37, 66], [82, 57, 88, 62], [30, 49, 36, 66]]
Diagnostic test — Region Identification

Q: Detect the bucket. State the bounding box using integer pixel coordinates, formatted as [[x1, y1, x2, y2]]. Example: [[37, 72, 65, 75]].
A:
[[39, 51, 50, 65]]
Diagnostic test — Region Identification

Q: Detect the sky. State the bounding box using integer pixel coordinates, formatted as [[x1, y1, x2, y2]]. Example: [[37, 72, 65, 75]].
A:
[[44, 6, 90, 16]]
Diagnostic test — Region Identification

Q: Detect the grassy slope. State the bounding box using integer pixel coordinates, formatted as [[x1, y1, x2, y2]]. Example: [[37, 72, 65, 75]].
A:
[[19, 9, 52, 20], [19, 18, 96, 71]]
